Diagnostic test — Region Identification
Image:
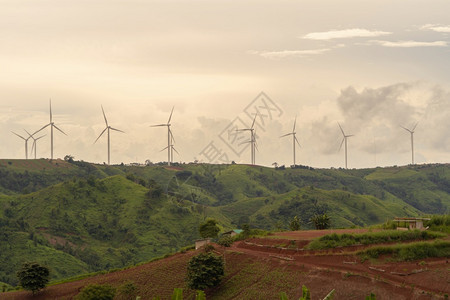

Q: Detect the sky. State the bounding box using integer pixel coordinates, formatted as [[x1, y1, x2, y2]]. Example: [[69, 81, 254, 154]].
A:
[[1, 0, 449, 168]]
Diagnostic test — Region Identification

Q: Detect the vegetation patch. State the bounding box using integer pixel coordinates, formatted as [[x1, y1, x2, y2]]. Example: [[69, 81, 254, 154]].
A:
[[307, 230, 446, 250], [358, 240, 450, 261]]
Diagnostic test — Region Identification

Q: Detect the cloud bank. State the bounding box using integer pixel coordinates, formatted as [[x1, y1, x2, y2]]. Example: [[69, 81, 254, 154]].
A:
[[303, 28, 391, 40]]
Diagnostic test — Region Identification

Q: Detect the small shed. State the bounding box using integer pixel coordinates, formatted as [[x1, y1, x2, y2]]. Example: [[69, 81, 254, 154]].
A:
[[222, 229, 243, 237], [394, 217, 430, 231], [195, 238, 211, 250]]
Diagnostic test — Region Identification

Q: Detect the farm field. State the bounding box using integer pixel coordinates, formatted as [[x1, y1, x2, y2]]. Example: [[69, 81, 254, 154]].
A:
[[3, 228, 449, 299]]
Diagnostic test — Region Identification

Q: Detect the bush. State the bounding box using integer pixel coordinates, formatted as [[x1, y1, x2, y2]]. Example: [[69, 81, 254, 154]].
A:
[[16, 262, 50, 295], [117, 281, 138, 300], [311, 214, 330, 230], [186, 252, 224, 290], [218, 236, 234, 247], [199, 219, 220, 239], [76, 284, 116, 300]]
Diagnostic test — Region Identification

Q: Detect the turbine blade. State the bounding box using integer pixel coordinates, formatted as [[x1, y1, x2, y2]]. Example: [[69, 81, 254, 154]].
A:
[[167, 106, 174, 124], [150, 124, 167, 127], [412, 122, 418, 132], [101, 105, 108, 127], [251, 113, 257, 129], [160, 146, 169, 152], [53, 125, 67, 135], [338, 137, 345, 152], [31, 140, 36, 154], [400, 125, 411, 133], [347, 134, 354, 137], [338, 122, 345, 136], [172, 147, 179, 155], [49, 99, 52, 122], [295, 136, 301, 147], [169, 128, 176, 144], [110, 127, 125, 133], [11, 131, 26, 140], [239, 140, 252, 146], [32, 123, 50, 136], [293, 116, 297, 132], [280, 132, 293, 138], [94, 127, 107, 144], [24, 129, 33, 139], [35, 135, 46, 140]]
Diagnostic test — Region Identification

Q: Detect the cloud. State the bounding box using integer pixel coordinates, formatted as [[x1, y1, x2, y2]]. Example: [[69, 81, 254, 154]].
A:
[[303, 28, 391, 40], [368, 40, 448, 47], [421, 24, 450, 33], [334, 82, 450, 156], [248, 48, 330, 59]]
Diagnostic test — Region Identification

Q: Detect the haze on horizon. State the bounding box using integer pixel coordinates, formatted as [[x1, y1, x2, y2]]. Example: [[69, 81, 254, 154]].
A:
[[1, 0, 449, 168]]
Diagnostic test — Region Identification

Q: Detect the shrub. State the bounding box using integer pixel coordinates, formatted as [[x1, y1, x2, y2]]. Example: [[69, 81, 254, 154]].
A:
[[311, 214, 330, 230], [117, 281, 138, 300], [76, 284, 116, 300], [16, 262, 50, 295], [199, 219, 220, 239], [186, 252, 224, 290], [218, 236, 234, 247]]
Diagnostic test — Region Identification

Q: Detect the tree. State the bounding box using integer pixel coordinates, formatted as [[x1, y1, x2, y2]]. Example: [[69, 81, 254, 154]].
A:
[[289, 216, 301, 231], [76, 284, 116, 300], [311, 213, 331, 230], [186, 252, 224, 290], [199, 219, 220, 239], [16, 262, 50, 295]]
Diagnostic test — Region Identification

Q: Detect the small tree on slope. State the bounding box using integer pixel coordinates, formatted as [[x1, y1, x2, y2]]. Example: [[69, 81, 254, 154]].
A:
[[17, 262, 50, 295]]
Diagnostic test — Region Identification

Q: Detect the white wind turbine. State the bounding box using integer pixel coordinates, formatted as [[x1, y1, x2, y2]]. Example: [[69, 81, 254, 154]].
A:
[[237, 114, 258, 165], [400, 122, 418, 165], [11, 130, 31, 159], [338, 123, 354, 169], [33, 99, 67, 159], [94, 105, 125, 165], [280, 116, 301, 166], [151, 106, 175, 166], [26, 130, 46, 159]]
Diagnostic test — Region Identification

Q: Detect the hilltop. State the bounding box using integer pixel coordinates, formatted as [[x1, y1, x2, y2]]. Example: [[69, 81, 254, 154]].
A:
[[0, 159, 449, 286]]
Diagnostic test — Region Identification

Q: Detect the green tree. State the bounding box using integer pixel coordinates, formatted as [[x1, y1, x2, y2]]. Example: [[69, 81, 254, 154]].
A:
[[311, 213, 331, 230], [289, 216, 301, 231], [76, 284, 116, 300], [186, 252, 224, 290], [16, 262, 50, 295], [199, 219, 220, 239]]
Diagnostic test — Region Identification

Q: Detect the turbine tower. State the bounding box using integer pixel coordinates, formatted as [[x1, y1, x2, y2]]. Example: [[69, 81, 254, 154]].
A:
[[151, 106, 174, 166], [94, 105, 125, 165], [26, 130, 46, 159], [401, 123, 418, 165], [33, 99, 66, 159], [338, 123, 354, 169], [11, 130, 31, 159], [237, 114, 258, 165], [280, 116, 301, 166]]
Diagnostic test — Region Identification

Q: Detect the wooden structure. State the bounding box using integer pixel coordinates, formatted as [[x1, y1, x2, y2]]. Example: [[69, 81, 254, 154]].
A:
[[222, 229, 243, 237], [394, 217, 430, 231], [195, 238, 211, 250]]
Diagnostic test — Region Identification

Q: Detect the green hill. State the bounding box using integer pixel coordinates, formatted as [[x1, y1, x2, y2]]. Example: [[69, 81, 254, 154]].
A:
[[0, 159, 449, 285]]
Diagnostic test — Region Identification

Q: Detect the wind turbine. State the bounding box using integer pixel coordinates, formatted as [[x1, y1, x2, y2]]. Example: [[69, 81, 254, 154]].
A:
[[280, 116, 301, 166], [151, 106, 174, 166], [33, 99, 67, 159], [237, 114, 258, 165], [94, 105, 125, 165], [11, 130, 31, 159], [338, 123, 354, 169], [26, 130, 46, 159], [400, 122, 418, 165]]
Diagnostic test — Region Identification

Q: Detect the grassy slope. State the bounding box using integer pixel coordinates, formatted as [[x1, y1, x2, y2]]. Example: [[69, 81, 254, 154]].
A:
[[0, 160, 449, 285]]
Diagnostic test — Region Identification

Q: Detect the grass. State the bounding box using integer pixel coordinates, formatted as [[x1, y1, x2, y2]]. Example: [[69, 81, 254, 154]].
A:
[[306, 230, 446, 250], [358, 240, 450, 261]]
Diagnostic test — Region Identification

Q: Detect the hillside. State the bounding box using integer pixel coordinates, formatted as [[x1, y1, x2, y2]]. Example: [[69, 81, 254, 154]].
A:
[[2, 229, 449, 299], [0, 159, 449, 285]]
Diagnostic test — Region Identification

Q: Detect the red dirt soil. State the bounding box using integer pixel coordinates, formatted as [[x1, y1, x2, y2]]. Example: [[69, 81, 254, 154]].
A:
[[3, 229, 449, 299]]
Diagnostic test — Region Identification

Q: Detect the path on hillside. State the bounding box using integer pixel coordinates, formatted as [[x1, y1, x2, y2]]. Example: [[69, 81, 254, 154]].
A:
[[227, 232, 450, 296]]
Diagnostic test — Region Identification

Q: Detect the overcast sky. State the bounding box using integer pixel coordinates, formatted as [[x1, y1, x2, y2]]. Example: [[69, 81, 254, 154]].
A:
[[1, 0, 449, 168]]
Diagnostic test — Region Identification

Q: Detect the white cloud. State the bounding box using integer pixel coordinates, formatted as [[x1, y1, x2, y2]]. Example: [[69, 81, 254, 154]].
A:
[[421, 24, 450, 33], [248, 48, 330, 59], [303, 28, 391, 40], [369, 40, 448, 47]]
